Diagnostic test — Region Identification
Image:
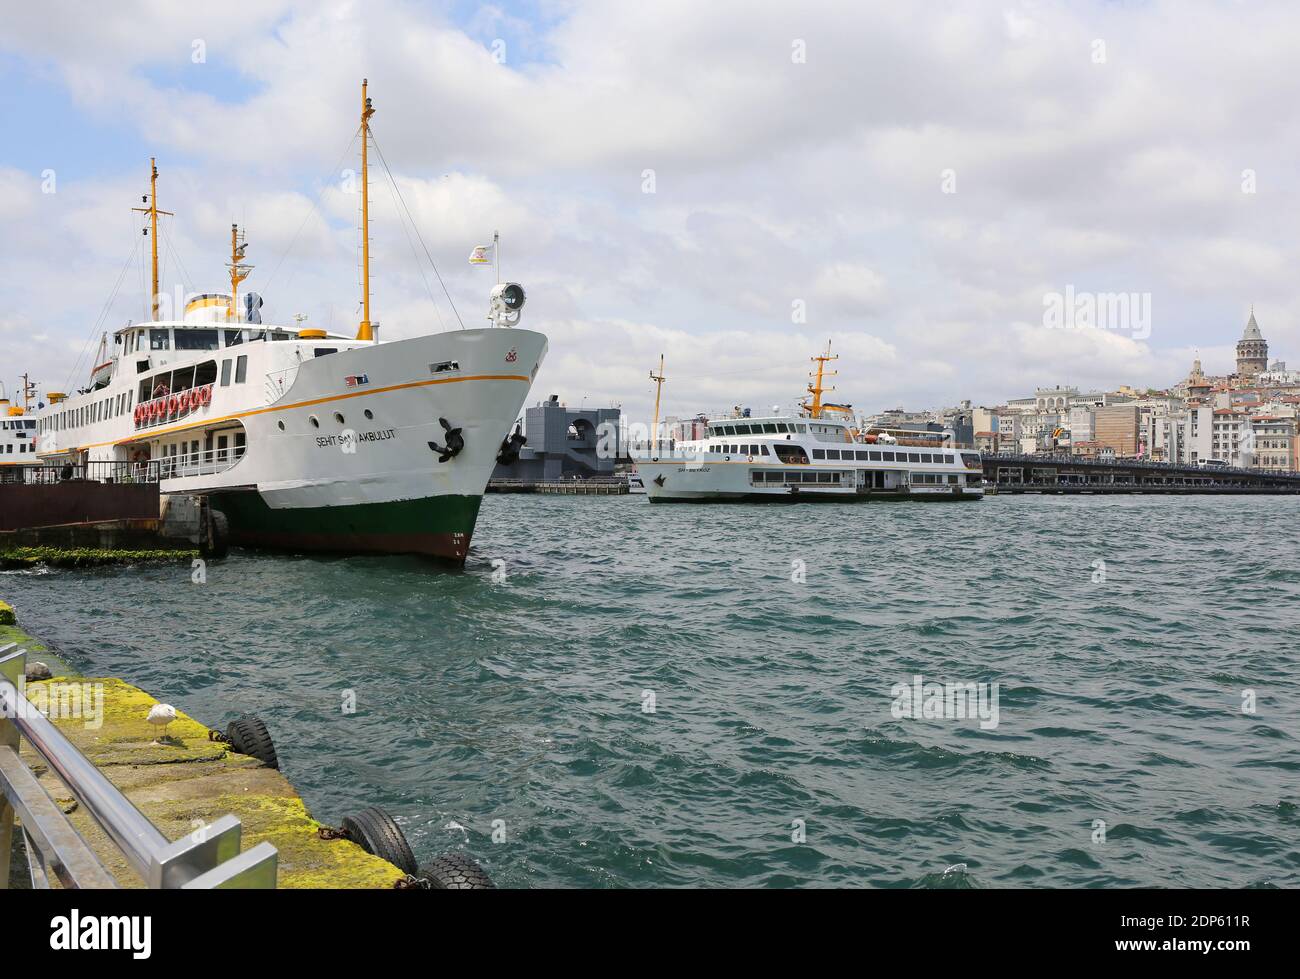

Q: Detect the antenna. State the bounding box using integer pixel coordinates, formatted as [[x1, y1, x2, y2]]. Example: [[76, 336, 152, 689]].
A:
[[649, 355, 666, 450], [228, 224, 253, 321], [131, 158, 174, 321], [806, 341, 838, 419], [356, 79, 376, 341]]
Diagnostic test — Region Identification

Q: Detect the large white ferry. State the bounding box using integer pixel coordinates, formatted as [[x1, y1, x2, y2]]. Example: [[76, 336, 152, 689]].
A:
[[0, 377, 40, 482], [33, 82, 546, 562], [636, 347, 984, 502]]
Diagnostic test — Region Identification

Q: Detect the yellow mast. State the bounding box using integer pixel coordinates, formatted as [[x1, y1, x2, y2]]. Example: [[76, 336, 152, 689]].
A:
[[649, 355, 666, 448], [806, 341, 838, 419], [227, 224, 252, 321], [356, 79, 376, 341], [131, 158, 172, 321]]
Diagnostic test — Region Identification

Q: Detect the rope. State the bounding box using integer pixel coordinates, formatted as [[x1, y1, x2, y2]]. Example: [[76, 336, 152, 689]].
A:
[[64, 236, 140, 393], [369, 129, 465, 330], [262, 129, 361, 293]]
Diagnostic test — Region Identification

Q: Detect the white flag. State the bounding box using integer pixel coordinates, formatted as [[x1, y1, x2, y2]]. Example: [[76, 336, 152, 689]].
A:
[[468, 243, 494, 266]]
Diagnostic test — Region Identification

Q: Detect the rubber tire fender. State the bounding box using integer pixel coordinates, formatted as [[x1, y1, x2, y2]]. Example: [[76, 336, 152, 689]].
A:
[[419, 852, 495, 890], [340, 807, 419, 876], [226, 714, 279, 769]]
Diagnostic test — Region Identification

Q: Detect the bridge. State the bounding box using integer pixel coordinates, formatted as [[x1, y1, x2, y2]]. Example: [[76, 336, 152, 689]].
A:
[[980, 453, 1300, 494]]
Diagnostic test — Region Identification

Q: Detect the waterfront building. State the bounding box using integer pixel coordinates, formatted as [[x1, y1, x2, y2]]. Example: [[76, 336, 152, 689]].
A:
[[1250, 415, 1298, 471], [1093, 404, 1141, 457]]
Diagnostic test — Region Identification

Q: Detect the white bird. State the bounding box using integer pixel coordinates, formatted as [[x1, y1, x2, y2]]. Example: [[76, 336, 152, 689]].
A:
[[146, 703, 177, 742]]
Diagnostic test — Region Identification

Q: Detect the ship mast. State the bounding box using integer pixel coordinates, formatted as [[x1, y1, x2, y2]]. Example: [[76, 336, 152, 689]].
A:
[[131, 158, 173, 322], [228, 224, 252, 322], [356, 79, 376, 341], [649, 355, 666, 449], [806, 342, 838, 419]]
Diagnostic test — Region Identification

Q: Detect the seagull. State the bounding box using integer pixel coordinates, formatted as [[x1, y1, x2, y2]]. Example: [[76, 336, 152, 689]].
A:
[[146, 703, 177, 743]]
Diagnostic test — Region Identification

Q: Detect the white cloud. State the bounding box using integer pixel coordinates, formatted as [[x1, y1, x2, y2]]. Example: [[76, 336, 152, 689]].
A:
[[3, 1, 1300, 420]]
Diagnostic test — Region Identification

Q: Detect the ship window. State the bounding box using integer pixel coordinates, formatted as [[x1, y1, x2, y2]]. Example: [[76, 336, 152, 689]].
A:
[[314, 348, 338, 358], [826, 449, 840, 460], [309, 415, 320, 428], [334, 413, 345, 424], [869, 451, 881, 461], [813, 449, 826, 459], [722, 425, 734, 435], [881, 451, 895, 461], [760, 445, 769, 456], [235, 355, 248, 384], [364, 409, 374, 420], [150, 329, 170, 350], [907, 452, 920, 463], [176, 329, 219, 351], [277, 420, 285, 431], [221, 360, 232, 386], [224, 330, 244, 347]]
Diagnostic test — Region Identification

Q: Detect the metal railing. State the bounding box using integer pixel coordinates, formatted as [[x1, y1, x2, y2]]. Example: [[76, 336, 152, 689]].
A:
[[158, 445, 246, 480], [0, 643, 277, 889], [19, 460, 163, 485]]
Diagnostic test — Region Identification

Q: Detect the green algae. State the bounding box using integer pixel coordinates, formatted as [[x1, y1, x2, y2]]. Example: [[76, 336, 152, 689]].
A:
[[0, 547, 198, 569]]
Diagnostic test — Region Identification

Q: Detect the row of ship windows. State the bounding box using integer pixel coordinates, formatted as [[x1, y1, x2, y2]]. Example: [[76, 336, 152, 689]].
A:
[[1, 420, 36, 430], [2, 443, 33, 453], [814, 449, 956, 463], [749, 470, 964, 486], [710, 444, 956, 465]]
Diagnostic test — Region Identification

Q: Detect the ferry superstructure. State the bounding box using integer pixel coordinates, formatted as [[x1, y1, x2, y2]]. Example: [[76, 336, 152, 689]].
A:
[[0, 376, 39, 481], [636, 346, 984, 502], [33, 82, 546, 562]]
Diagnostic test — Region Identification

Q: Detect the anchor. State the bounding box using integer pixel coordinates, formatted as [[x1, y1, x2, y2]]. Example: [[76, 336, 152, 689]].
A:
[[495, 423, 527, 466], [428, 417, 465, 463]]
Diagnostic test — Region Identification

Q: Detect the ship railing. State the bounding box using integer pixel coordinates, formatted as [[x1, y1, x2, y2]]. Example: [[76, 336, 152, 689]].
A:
[[21, 460, 163, 485], [265, 366, 298, 405], [159, 445, 246, 481], [0, 643, 278, 889]]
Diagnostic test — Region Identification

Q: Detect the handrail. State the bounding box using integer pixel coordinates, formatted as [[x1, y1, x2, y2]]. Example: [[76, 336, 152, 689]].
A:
[[0, 643, 276, 888]]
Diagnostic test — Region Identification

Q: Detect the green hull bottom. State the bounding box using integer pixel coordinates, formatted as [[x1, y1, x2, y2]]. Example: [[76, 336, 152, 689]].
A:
[[210, 491, 484, 563]]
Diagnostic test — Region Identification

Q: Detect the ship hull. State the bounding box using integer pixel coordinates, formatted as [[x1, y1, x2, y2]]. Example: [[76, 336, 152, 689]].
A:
[[210, 490, 482, 562]]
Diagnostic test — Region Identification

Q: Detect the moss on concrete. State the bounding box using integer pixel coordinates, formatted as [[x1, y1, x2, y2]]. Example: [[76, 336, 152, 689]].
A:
[[6, 604, 403, 889]]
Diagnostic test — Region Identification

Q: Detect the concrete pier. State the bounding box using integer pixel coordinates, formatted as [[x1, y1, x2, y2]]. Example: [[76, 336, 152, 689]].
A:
[[2, 609, 404, 889]]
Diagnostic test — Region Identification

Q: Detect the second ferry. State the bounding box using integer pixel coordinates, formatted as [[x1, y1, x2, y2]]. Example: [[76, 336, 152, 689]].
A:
[[636, 346, 984, 502]]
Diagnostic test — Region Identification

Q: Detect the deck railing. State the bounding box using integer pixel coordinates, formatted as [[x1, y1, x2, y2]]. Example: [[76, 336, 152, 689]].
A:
[[0, 643, 277, 889]]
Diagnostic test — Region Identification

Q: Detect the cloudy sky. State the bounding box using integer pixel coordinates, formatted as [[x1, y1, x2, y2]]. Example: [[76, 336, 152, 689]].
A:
[[2, 0, 1297, 423]]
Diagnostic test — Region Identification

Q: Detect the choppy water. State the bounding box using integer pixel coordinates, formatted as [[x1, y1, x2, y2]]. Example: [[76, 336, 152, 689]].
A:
[[4, 494, 1299, 888]]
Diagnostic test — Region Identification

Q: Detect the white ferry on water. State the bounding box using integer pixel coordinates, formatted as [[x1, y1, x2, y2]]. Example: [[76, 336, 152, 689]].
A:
[[0, 378, 40, 482], [32, 82, 546, 563], [636, 346, 984, 502]]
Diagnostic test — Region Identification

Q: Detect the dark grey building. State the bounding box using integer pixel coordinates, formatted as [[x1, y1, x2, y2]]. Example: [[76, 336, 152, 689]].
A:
[[492, 395, 623, 482]]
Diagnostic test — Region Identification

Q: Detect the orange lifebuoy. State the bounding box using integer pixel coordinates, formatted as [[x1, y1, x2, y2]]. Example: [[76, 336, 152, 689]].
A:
[[200, 385, 212, 406], [149, 400, 159, 420], [133, 405, 143, 425], [181, 390, 193, 412], [167, 395, 179, 415]]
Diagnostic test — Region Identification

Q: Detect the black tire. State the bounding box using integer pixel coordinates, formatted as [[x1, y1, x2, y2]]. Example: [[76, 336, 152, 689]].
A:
[[204, 508, 230, 559], [340, 807, 418, 875], [226, 715, 279, 769], [419, 852, 495, 890]]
